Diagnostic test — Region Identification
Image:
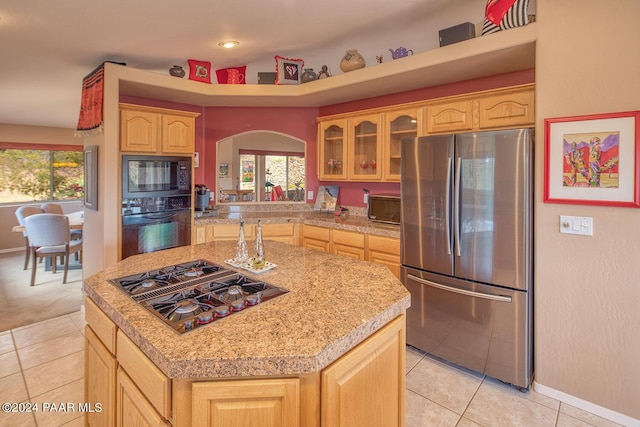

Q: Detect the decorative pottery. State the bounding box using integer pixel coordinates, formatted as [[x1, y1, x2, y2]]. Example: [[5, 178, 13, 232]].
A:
[[317, 65, 331, 79], [369, 159, 377, 169], [389, 47, 413, 59], [359, 160, 369, 169], [227, 68, 245, 84], [169, 65, 185, 78], [340, 49, 366, 72], [301, 68, 318, 83]]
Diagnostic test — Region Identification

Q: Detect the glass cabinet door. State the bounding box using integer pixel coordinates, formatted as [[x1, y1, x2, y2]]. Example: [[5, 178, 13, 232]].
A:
[[384, 108, 421, 181], [349, 114, 382, 180], [319, 119, 347, 180]]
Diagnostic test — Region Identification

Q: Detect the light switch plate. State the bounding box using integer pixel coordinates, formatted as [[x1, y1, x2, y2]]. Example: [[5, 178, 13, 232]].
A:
[[307, 191, 314, 200], [560, 215, 593, 236], [364, 193, 369, 204]]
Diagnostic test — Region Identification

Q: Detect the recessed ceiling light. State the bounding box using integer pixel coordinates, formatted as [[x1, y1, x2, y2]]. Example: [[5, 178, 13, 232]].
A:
[[218, 41, 239, 49]]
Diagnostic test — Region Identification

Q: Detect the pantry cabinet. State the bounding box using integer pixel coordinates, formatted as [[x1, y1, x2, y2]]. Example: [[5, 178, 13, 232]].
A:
[[120, 103, 200, 155]]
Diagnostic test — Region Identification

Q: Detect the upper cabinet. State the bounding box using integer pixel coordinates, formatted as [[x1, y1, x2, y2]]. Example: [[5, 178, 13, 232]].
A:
[[383, 107, 423, 182], [120, 103, 200, 155], [317, 84, 534, 182]]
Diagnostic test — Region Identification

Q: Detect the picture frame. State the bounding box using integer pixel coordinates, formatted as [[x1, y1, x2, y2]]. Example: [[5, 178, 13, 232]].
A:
[[544, 111, 640, 207], [194, 152, 200, 168], [218, 162, 229, 178], [187, 59, 212, 84], [84, 145, 98, 211], [274, 55, 303, 85]]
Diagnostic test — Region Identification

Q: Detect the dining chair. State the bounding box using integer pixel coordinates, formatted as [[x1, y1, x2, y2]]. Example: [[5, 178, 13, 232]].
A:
[[41, 202, 83, 241], [24, 213, 83, 286], [14, 205, 44, 270]]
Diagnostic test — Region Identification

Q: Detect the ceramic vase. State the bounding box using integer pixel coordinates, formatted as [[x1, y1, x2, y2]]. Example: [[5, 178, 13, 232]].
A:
[[301, 68, 318, 83], [340, 49, 366, 72], [169, 65, 185, 78]]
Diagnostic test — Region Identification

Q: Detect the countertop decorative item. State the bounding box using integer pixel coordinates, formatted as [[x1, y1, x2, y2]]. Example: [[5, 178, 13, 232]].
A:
[[389, 47, 413, 59], [300, 68, 318, 83], [169, 65, 185, 78], [339, 49, 365, 72], [317, 65, 331, 79]]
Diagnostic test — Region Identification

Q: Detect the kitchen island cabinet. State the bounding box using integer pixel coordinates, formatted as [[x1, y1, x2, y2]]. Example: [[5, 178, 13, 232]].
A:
[[83, 241, 409, 427]]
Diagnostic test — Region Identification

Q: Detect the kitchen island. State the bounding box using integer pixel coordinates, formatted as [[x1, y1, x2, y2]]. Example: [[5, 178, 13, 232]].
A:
[[83, 240, 410, 427]]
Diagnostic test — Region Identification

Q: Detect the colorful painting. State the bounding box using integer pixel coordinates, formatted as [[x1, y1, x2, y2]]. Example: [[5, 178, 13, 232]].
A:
[[241, 160, 254, 182], [544, 111, 640, 207], [562, 131, 619, 188], [314, 185, 339, 212], [218, 162, 229, 178]]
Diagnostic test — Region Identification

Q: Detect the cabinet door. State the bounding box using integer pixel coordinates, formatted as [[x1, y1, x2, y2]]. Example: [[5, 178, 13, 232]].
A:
[[478, 87, 534, 129], [117, 368, 170, 427], [318, 119, 348, 180], [301, 225, 330, 252], [331, 229, 365, 260], [192, 378, 300, 427], [262, 223, 300, 245], [120, 108, 159, 153], [321, 315, 406, 427], [384, 108, 421, 181], [425, 100, 473, 134], [85, 326, 117, 427], [162, 114, 195, 154], [366, 235, 401, 279], [348, 114, 382, 181]]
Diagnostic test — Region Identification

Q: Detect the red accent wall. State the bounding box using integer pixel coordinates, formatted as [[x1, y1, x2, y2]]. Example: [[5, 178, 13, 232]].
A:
[[120, 68, 534, 208]]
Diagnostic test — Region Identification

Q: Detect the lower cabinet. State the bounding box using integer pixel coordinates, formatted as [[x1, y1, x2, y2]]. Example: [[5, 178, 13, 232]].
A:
[[322, 314, 406, 427], [330, 229, 365, 260], [194, 223, 297, 245], [191, 378, 301, 427], [117, 368, 170, 427], [85, 326, 117, 427], [366, 234, 401, 279], [300, 225, 330, 253]]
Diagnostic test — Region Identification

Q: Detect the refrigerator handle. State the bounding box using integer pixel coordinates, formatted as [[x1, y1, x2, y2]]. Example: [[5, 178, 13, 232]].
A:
[[445, 157, 452, 255], [407, 274, 513, 303], [454, 156, 462, 257]]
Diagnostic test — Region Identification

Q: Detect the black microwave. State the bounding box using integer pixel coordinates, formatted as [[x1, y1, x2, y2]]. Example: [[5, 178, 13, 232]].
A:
[[367, 194, 401, 225], [122, 155, 191, 198]]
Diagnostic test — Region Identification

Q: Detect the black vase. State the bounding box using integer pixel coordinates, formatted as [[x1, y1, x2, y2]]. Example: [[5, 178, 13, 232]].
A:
[[169, 65, 185, 78]]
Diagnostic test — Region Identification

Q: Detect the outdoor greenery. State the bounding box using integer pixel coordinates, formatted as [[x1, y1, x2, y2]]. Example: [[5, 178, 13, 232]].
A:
[[0, 149, 84, 203]]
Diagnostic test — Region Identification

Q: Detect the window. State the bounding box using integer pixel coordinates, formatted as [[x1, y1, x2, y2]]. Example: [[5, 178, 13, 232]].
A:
[[0, 146, 84, 203], [238, 152, 305, 201]]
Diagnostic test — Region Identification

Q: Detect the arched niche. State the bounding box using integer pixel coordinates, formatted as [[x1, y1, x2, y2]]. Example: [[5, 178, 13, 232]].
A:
[[216, 130, 306, 204]]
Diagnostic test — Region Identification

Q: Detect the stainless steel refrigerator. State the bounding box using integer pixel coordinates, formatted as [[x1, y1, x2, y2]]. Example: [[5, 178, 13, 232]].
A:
[[401, 129, 533, 389]]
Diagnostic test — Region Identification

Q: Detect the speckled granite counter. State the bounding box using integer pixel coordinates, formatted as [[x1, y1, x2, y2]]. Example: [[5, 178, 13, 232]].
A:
[[195, 209, 401, 239], [83, 240, 410, 379]]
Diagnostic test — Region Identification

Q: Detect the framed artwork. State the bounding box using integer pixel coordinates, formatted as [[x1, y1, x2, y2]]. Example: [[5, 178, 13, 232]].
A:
[[84, 145, 98, 211], [218, 162, 229, 178], [274, 55, 303, 85], [544, 111, 640, 207]]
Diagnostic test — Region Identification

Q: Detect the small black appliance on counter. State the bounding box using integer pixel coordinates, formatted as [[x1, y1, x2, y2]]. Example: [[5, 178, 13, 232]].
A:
[[195, 184, 211, 211]]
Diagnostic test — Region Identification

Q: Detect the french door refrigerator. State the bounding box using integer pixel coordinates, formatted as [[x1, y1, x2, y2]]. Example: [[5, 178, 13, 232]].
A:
[[401, 129, 533, 389]]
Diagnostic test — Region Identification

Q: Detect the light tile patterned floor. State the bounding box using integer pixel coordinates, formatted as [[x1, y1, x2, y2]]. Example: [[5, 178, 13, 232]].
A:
[[0, 312, 624, 427]]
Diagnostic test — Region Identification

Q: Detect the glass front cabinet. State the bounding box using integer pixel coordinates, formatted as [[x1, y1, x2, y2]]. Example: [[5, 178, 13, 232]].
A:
[[348, 114, 382, 181], [383, 108, 422, 181], [318, 119, 348, 180]]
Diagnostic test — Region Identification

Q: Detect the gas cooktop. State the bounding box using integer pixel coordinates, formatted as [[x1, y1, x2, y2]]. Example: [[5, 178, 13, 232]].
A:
[[109, 259, 288, 333]]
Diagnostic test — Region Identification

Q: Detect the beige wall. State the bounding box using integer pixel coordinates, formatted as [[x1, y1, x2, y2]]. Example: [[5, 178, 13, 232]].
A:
[[534, 0, 640, 421]]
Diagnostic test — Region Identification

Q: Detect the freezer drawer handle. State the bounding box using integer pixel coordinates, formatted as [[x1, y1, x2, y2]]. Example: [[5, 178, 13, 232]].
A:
[[407, 274, 512, 303]]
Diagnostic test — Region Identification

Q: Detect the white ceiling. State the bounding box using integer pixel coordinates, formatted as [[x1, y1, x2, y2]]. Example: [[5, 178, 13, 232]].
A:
[[0, 0, 488, 130]]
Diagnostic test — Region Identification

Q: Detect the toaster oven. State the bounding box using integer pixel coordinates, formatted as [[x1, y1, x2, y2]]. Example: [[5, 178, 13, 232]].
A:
[[367, 194, 401, 224]]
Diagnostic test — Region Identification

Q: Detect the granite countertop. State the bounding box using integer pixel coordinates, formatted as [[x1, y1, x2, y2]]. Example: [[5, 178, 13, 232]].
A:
[[195, 209, 401, 238], [83, 241, 410, 379]]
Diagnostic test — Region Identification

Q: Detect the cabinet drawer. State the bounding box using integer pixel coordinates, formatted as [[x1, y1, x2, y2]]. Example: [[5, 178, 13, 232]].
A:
[[331, 229, 365, 248], [302, 225, 330, 242], [262, 223, 296, 237], [212, 223, 254, 240], [85, 297, 117, 354], [117, 330, 171, 419], [367, 235, 400, 256]]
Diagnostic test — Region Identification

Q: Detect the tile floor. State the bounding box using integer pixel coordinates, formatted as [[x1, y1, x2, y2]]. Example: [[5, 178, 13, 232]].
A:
[[0, 312, 623, 427]]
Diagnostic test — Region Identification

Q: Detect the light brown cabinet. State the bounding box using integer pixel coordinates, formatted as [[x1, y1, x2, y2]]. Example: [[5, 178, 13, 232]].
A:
[[330, 229, 365, 260], [300, 224, 331, 253], [117, 368, 170, 427], [194, 223, 298, 245], [321, 314, 406, 427], [366, 235, 401, 279], [191, 378, 300, 427], [85, 326, 117, 427], [317, 84, 534, 182], [120, 103, 199, 155]]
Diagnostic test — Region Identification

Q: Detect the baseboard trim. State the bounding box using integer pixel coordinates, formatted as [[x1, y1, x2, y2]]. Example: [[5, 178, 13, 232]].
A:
[[0, 248, 23, 255], [533, 381, 640, 427]]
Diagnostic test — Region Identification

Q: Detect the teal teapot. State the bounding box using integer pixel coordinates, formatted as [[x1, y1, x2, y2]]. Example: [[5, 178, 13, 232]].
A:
[[389, 47, 413, 59]]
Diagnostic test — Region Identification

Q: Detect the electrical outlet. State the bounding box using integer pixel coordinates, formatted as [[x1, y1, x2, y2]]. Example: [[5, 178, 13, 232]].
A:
[[559, 215, 593, 236], [364, 193, 369, 204], [307, 190, 314, 200]]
